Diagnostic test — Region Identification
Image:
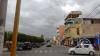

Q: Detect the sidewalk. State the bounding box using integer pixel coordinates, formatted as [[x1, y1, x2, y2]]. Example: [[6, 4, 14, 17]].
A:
[[96, 50, 100, 54]]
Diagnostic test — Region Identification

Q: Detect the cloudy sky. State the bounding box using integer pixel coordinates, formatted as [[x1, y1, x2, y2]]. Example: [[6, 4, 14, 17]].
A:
[[5, 0, 100, 38]]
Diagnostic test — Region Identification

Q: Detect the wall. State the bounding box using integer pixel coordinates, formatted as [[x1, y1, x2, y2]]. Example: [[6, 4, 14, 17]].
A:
[[57, 25, 65, 39], [64, 23, 82, 38], [82, 24, 100, 36]]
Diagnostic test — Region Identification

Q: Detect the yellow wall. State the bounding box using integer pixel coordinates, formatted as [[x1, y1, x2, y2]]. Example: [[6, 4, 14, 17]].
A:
[[64, 23, 82, 38]]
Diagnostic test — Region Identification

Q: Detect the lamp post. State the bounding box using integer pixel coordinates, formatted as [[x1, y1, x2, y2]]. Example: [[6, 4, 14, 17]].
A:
[[10, 0, 21, 56]]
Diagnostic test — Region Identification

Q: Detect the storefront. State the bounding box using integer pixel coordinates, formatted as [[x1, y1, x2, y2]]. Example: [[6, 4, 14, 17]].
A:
[[63, 37, 71, 47]]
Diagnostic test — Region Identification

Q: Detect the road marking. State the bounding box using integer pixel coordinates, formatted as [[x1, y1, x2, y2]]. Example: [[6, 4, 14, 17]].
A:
[[39, 50, 43, 53], [44, 50, 48, 53], [34, 49, 65, 53], [34, 50, 38, 53], [49, 50, 52, 53]]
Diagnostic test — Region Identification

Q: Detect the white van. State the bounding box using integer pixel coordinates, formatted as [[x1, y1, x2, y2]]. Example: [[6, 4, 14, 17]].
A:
[[68, 44, 95, 56]]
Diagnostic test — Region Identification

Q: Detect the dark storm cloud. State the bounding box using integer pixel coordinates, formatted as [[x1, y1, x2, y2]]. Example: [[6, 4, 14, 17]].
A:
[[6, 0, 100, 38]]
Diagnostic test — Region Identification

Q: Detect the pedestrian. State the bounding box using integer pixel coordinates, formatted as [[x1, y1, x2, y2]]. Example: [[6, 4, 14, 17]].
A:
[[7, 43, 11, 51]]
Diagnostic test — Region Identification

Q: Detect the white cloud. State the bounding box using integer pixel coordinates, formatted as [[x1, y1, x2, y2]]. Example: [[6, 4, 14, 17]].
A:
[[61, 4, 80, 13], [34, 0, 44, 3], [61, 0, 80, 13]]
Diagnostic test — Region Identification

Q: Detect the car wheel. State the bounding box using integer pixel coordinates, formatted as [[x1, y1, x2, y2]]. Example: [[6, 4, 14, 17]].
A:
[[70, 51, 75, 55], [29, 48, 32, 50], [89, 51, 95, 56]]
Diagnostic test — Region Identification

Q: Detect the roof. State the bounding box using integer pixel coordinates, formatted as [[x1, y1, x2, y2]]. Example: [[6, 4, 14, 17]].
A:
[[70, 11, 82, 14], [82, 18, 100, 20], [65, 11, 82, 20]]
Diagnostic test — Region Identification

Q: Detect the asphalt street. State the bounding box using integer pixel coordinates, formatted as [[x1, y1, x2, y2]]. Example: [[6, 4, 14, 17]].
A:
[[4, 45, 100, 56]]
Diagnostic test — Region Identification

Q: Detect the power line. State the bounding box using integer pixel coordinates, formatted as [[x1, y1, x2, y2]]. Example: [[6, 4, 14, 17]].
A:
[[85, 5, 100, 18], [91, 11, 100, 17]]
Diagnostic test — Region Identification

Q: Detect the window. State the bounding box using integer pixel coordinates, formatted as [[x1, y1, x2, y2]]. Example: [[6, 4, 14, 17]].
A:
[[91, 20, 94, 24], [84, 45, 89, 48], [66, 21, 73, 24], [77, 28, 80, 35], [76, 45, 81, 48]]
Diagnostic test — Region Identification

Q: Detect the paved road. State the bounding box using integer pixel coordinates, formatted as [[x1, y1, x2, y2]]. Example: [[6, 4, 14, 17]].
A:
[[4, 45, 100, 56]]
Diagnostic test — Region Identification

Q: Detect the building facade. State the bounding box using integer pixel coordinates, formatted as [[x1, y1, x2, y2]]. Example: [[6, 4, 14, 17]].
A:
[[57, 25, 64, 39], [64, 11, 100, 47], [52, 25, 65, 45], [64, 11, 82, 46], [82, 18, 100, 36]]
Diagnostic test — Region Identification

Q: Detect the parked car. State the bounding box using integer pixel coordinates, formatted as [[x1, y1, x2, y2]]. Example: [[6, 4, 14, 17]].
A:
[[46, 43, 52, 47], [68, 44, 95, 56], [16, 43, 24, 51], [46, 44, 52, 47], [41, 42, 46, 46], [17, 42, 32, 51], [32, 43, 40, 48], [23, 42, 32, 50]]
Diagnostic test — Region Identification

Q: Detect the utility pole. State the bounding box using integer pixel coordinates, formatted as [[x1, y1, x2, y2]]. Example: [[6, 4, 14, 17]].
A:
[[10, 0, 21, 56]]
